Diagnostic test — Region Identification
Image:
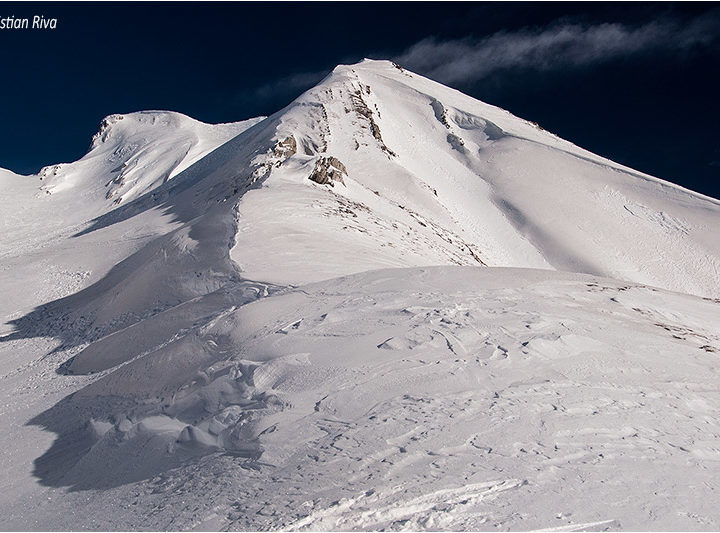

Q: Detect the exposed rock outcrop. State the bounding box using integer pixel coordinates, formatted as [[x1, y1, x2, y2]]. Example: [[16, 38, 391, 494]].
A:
[[90, 114, 125, 149], [348, 86, 396, 157], [273, 136, 297, 159], [309, 156, 348, 187]]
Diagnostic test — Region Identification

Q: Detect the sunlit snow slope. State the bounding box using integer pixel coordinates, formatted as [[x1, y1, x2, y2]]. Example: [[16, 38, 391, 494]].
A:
[[1, 59, 720, 531], [230, 60, 720, 296]]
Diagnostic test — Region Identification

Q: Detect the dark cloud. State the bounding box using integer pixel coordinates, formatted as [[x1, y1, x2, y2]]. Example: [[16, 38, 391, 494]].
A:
[[252, 70, 330, 100], [394, 12, 720, 84], [239, 11, 720, 110], [235, 70, 330, 113]]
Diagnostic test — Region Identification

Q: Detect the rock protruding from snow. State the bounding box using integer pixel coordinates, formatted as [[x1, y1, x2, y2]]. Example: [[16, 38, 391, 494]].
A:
[[273, 135, 297, 159], [308, 156, 347, 186], [89, 113, 126, 149], [347, 82, 395, 156]]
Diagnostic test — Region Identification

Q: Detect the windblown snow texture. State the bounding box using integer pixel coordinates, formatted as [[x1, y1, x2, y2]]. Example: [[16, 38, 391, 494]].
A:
[[1, 60, 719, 531]]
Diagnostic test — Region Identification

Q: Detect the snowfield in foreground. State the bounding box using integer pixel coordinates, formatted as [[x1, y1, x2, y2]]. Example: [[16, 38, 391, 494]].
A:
[[1, 59, 720, 531], [4, 267, 720, 531]]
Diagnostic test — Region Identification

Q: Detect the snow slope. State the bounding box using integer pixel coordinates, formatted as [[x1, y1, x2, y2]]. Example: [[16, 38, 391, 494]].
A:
[[1, 59, 720, 531], [4, 267, 720, 530], [230, 60, 720, 297], [0, 112, 263, 333]]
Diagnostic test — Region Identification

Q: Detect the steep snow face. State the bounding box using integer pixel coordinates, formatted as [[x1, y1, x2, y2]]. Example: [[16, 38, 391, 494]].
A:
[[231, 59, 720, 297]]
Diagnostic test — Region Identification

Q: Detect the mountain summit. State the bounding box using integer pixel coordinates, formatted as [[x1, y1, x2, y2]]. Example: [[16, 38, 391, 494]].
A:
[[229, 59, 720, 294], [8, 59, 719, 296], [2, 60, 720, 530]]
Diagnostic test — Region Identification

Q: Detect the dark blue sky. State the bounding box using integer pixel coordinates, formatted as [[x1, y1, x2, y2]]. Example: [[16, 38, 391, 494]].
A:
[[1, 2, 719, 198]]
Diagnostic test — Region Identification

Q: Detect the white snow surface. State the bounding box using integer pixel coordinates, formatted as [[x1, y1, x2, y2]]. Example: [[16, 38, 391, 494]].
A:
[[1, 59, 720, 531], [230, 60, 720, 296]]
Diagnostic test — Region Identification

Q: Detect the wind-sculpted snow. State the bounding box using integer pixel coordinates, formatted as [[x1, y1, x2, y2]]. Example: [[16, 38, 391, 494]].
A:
[[2, 59, 720, 530], [15, 267, 720, 530]]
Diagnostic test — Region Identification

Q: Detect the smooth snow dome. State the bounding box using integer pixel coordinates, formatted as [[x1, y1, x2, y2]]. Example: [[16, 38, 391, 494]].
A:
[[1, 59, 720, 531]]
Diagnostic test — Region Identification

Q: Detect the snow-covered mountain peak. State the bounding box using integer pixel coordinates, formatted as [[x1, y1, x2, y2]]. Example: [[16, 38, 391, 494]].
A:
[[3, 59, 720, 299], [36, 110, 264, 206], [229, 60, 720, 297], [3, 60, 720, 531], [88, 111, 197, 150], [330, 57, 403, 74]]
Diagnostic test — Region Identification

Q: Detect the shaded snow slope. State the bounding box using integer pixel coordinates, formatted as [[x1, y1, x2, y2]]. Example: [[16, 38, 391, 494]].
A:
[[0, 112, 265, 342]]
